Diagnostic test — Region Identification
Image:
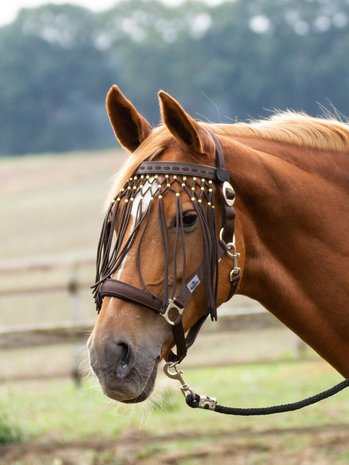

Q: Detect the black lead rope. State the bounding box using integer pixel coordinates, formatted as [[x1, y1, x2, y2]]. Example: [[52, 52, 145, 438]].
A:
[[163, 362, 349, 416], [186, 379, 349, 415]]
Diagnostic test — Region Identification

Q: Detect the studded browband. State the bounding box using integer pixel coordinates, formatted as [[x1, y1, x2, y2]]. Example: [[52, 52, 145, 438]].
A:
[[94, 132, 240, 363]]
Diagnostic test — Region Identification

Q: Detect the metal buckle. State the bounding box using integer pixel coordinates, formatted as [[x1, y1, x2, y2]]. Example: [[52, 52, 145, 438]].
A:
[[222, 181, 235, 206], [162, 298, 184, 326], [219, 228, 240, 281], [226, 240, 240, 280]]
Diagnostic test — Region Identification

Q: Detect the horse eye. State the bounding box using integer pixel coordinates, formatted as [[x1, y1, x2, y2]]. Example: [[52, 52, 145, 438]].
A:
[[182, 212, 197, 228]]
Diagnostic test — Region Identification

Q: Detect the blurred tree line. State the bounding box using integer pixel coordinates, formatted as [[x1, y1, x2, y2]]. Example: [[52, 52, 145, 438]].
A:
[[0, 0, 348, 156]]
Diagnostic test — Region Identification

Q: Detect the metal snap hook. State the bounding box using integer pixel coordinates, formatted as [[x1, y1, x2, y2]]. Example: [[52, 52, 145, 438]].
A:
[[163, 362, 217, 409], [163, 362, 194, 398], [163, 361, 184, 380]]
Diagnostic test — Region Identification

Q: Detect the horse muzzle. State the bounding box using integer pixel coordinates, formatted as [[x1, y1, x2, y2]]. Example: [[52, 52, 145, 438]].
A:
[[88, 335, 159, 402]]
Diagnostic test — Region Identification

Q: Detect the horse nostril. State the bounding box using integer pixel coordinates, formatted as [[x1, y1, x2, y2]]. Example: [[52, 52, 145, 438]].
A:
[[114, 341, 133, 378], [118, 342, 129, 364]]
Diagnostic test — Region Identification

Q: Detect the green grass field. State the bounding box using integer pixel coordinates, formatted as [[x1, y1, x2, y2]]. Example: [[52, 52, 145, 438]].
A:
[[1, 361, 348, 440], [1, 361, 349, 464]]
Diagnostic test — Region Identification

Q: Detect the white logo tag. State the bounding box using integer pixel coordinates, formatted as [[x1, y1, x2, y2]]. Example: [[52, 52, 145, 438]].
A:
[[187, 275, 201, 293]]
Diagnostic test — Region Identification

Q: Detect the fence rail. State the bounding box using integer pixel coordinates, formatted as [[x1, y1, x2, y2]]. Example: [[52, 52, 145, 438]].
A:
[[0, 256, 94, 273], [0, 312, 284, 351], [0, 321, 94, 349], [0, 255, 307, 384]]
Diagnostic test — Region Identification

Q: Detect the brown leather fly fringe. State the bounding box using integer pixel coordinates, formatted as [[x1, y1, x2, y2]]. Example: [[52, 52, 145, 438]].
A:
[[93, 168, 218, 312], [92, 134, 240, 363], [92, 169, 228, 361]]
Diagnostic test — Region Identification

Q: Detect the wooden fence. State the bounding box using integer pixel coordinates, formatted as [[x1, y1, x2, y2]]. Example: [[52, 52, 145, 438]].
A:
[[0, 312, 285, 351], [0, 256, 307, 383]]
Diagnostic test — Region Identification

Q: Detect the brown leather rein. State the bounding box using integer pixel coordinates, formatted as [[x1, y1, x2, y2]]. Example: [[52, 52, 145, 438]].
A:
[[92, 133, 240, 364]]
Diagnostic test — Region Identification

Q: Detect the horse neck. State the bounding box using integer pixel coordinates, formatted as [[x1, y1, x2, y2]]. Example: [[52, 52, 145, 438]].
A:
[[221, 135, 349, 376]]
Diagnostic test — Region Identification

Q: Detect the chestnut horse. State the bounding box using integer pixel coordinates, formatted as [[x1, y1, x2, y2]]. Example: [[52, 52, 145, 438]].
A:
[[88, 85, 349, 403]]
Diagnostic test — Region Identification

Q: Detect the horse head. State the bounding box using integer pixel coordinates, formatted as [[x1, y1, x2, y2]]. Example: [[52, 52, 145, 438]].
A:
[[88, 86, 242, 402]]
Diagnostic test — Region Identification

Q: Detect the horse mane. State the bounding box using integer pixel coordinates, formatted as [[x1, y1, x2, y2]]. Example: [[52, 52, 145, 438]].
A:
[[108, 111, 349, 206], [210, 111, 349, 153]]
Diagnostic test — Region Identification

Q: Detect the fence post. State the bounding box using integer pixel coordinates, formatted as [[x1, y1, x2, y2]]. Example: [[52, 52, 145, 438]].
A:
[[68, 265, 83, 387]]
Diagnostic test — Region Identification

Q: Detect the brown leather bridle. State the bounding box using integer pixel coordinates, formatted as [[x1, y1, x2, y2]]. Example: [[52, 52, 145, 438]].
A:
[[92, 133, 240, 363]]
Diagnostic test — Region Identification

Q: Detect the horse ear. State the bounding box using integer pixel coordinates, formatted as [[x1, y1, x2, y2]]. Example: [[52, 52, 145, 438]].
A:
[[158, 91, 205, 154], [106, 85, 152, 152]]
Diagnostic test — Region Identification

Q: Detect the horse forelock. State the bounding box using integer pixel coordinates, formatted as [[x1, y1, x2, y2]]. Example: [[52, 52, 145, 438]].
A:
[[106, 125, 173, 208]]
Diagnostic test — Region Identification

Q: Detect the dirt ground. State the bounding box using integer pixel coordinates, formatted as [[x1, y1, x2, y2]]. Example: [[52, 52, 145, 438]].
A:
[[1, 424, 349, 465]]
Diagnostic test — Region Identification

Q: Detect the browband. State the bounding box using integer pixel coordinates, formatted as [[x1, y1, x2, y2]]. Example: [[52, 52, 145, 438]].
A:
[[135, 161, 218, 180]]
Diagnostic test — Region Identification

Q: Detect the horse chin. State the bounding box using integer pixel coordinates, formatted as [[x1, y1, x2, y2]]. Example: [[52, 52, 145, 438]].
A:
[[122, 360, 159, 403], [101, 357, 159, 404]]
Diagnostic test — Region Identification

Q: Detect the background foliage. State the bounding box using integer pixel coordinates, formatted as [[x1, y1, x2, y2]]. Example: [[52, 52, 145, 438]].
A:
[[1, 0, 348, 156]]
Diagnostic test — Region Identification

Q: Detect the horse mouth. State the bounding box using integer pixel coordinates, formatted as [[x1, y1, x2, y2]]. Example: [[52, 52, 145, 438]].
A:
[[99, 357, 159, 404]]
